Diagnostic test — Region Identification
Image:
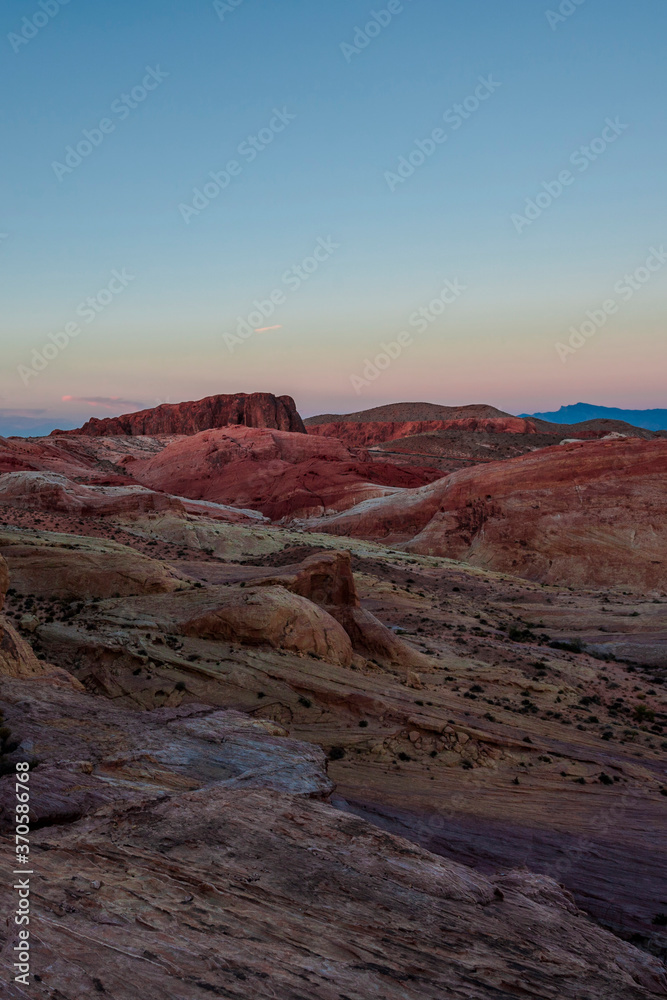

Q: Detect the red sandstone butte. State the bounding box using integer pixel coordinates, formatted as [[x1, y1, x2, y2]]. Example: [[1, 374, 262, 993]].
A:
[[51, 392, 307, 437]]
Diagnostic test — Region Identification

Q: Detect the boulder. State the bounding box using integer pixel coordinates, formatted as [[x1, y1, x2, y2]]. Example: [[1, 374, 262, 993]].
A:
[[179, 586, 354, 666]]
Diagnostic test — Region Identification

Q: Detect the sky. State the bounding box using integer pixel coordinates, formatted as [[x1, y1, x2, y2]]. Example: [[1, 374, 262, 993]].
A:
[[1, 0, 666, 435]]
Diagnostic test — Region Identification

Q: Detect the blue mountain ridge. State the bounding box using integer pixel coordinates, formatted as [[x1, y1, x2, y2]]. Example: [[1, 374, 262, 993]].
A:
[[520, 403, 667, 432]]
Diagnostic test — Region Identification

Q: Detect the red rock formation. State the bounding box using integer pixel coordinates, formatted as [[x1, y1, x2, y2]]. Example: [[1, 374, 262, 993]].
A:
[[128, 426, 439, 519], [308, 416, 539, 447], [0, 435, 100, 478], [308, 437, 667, 590], [305, 404, 662, 474], [248, 550, 433, 672], [52, 392, 307, 437], [0, 470, 189, 517]]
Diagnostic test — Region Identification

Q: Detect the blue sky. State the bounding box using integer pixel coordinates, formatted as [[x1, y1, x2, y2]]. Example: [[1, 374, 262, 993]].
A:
[[1, 0, 665, 433]]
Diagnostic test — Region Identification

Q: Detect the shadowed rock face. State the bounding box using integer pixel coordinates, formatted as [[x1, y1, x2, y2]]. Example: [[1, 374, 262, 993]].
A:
[[0, 553, 83, 685], [308, 415, 540, 447], [52, 392, 307, 436], [1, 675, 665, 999]]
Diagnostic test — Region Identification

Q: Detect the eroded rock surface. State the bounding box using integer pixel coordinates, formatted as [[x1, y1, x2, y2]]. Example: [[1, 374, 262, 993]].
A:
[[308, 437, 667, 590], [0, 676, 664, 1000]]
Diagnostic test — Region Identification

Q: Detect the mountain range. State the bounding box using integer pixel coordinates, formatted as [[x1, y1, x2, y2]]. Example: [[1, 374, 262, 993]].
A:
[[522, 402, 667, 431]]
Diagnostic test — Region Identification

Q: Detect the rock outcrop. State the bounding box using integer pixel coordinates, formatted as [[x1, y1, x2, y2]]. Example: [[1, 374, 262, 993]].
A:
[[53, 392, 307, 436], [308, 415, 539, 447], [0, 528, 192, 600], [307, 437, 667, 590], [0, 470, 184, 516], [0, 553, 81, 685], [250, 550, 433, 672], [127, 425, 435, 519], [1, 674, 665, 999]]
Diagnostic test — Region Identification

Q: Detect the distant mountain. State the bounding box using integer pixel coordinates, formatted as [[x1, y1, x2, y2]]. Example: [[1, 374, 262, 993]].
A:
[[305, 402, 509, 426], [521, 403, 667, 432], [0, 414, 79, 438]]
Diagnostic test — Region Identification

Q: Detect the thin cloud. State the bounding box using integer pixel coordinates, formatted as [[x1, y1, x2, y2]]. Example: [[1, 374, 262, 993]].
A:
[[254, 324, 283, 333], [61, 396, 145, 411]]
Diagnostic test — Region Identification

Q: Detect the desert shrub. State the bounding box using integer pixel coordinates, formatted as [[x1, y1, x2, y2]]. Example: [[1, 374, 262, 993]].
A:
[[549, 638, 584, 653]]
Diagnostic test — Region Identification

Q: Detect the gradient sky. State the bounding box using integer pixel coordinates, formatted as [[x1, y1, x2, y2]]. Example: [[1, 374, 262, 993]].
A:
[[1, 0, 665, 434]]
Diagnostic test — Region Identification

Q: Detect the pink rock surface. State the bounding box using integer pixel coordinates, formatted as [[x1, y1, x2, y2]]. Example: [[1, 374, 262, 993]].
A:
[[308, 437, 667, 589], [128, 425, 437, 518]]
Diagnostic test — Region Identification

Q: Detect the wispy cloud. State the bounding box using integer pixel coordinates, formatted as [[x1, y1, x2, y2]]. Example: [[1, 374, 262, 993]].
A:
[[61, 396, 145, 411]]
